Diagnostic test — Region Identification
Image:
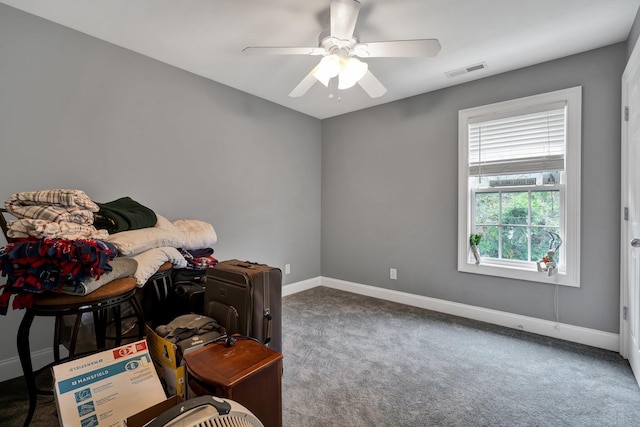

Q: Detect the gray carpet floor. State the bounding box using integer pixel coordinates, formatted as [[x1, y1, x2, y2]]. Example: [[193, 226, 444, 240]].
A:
[[281, 287, 640, 426], [1, 285, 640, 426]]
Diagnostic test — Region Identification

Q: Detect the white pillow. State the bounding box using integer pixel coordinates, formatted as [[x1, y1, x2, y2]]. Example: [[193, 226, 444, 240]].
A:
[[132, 246, 188, 286], [107, 214, 185, 256], [172, 219, 217, 250]]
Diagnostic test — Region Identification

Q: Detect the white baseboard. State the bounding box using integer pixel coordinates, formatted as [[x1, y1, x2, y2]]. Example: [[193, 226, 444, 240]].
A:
[[0, 345, 69, 383], [284, 276, 620, 352], [282, 276, 321, 297]]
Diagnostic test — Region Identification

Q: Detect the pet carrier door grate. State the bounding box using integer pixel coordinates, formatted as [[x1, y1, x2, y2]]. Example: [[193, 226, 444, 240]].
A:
[[146, 395, 264, 427]]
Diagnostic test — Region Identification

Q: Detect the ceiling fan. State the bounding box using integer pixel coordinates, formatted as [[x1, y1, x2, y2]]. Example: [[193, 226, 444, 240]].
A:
[[243, 0, 441, 99]]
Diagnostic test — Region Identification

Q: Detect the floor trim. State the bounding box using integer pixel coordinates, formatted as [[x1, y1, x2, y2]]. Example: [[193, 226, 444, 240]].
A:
[[0, 346, 68, 383], [282, 276, 321, 297]]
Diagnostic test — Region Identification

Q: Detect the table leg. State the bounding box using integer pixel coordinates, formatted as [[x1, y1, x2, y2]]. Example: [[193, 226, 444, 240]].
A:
[[93, 310, 107, 350], [17, 309, 37, 427], [113, 305, 122, 346], [131, 296, 146, 339]]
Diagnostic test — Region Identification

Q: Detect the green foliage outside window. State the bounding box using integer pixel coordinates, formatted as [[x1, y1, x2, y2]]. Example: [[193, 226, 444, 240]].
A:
[[474, 189, 560, 263]]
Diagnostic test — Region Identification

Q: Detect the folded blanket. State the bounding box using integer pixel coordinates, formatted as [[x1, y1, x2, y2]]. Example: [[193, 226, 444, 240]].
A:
[[94, 197, 157, 233], [132, 246, 187, 286], [178, 247, 217, 270], [5, 189, 99, 225], [0, 238, 118, 314], [172, 219, 217, 250], [62, 257, 138, 295], [8, 219, 109, 240]]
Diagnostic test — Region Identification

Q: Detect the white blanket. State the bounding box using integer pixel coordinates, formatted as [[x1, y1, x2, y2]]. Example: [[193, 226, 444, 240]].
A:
[[133, 247, 187, 286]]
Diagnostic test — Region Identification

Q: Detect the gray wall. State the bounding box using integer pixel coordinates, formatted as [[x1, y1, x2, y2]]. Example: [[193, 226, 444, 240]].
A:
[[322, 43, 625, 334], [628, 5, 640, 60], [0, 5, 321, 367]]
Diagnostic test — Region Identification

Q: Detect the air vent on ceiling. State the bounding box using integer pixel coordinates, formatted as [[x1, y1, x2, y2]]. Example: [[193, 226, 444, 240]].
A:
[[445, 62, 487, 78]]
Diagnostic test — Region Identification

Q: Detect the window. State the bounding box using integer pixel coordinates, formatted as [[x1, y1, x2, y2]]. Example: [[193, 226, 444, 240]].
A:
[[458, 87, 581, 286]]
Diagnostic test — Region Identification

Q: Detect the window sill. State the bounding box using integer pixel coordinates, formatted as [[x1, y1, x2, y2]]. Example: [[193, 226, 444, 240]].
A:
[[458, 261, 579, 287]]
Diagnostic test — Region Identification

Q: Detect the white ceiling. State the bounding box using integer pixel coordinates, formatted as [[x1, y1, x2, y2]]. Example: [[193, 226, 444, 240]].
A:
[[2, 0, 640, 119]]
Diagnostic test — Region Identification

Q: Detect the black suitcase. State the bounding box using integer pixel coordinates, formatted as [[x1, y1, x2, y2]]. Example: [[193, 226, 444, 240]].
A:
[[138, 265, 175, 325], [172, 268, 207, 315], [204, 260, 282, 352], [174, 281, 206, 315]]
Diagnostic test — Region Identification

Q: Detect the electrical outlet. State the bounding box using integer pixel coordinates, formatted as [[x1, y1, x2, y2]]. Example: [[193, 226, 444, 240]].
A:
[[285, 264, 291, 275], [390, 268, 397, 280]]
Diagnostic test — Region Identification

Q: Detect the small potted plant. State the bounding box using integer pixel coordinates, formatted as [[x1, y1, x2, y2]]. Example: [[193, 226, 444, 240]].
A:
[[469, 233, 482, 265]]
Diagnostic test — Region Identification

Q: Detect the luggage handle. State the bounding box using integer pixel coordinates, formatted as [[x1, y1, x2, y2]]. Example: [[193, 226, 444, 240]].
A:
[[263, 308, 272, 345], [234, 262, 255, 269], [262, 270, 272, 346], [232, 260, 266, 269]]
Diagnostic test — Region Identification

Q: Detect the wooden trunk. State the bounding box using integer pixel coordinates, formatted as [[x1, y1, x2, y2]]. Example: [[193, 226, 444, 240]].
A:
[[183, 338, 283, 427]]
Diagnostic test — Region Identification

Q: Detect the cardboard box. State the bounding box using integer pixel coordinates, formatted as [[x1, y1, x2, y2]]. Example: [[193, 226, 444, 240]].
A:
[[126, 396, 178, 427], [145, 323, 186, 400], [145, 320, 221, 400], [52, 339, 167, 427]]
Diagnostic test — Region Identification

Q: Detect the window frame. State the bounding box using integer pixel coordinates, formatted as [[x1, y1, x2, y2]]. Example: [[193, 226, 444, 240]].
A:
[[457, 87, 581, 287]]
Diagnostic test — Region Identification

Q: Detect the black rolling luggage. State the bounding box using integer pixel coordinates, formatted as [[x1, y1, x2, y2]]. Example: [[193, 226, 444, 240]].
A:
[[172, 267, 208, 315], [173, 281, 206, 315], [204, 260, 282, 352]]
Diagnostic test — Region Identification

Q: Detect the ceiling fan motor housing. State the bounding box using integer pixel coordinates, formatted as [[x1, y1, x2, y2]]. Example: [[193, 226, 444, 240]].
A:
[[319, 28, 358, 56]]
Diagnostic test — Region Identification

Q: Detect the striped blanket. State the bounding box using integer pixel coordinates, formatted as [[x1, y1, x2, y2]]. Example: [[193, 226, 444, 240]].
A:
[[5, 189, 99, 225], [7, 219, 108, 240]]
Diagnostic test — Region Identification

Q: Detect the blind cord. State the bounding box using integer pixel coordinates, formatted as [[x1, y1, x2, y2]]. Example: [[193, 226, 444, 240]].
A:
[[546, 111, 551, 161], [478, 124, 482, 183], [554, 279, 560, 330]]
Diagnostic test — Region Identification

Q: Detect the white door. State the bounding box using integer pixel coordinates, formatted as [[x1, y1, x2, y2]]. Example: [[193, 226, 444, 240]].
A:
[[622, 41, 640, 387]]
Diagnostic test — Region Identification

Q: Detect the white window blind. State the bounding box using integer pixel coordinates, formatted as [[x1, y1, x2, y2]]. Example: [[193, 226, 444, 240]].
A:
[[469, 103, 566, 176]]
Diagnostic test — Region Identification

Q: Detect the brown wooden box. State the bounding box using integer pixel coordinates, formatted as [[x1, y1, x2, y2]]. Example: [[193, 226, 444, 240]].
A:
[[183, 338, 283, 427]]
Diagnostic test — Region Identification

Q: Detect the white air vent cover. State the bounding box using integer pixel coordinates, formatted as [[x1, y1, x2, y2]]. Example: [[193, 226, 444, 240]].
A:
[[445, 62, 487, 78]]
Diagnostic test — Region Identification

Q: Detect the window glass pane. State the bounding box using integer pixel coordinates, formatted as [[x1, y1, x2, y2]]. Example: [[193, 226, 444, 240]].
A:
[[531, 190, 560, 227], [475, 226, 499, 258], [501, 192, 529, 225], [475, 192, 499, 224], [501, 226, 529, 260], [531, 228, 561, 263]]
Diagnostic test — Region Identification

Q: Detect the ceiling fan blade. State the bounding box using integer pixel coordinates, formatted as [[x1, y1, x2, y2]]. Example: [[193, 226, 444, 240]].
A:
[[357, 70, 387, 98], [243, 46, 326, 56], [289, 71, 318, 97], [355, 39, 441, 58], [331, 0, 361, 40]]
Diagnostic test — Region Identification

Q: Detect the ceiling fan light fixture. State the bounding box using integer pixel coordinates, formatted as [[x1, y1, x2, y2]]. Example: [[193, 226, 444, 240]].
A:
[[312, 54, 341, 86], [338, 57, 368, 89]]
